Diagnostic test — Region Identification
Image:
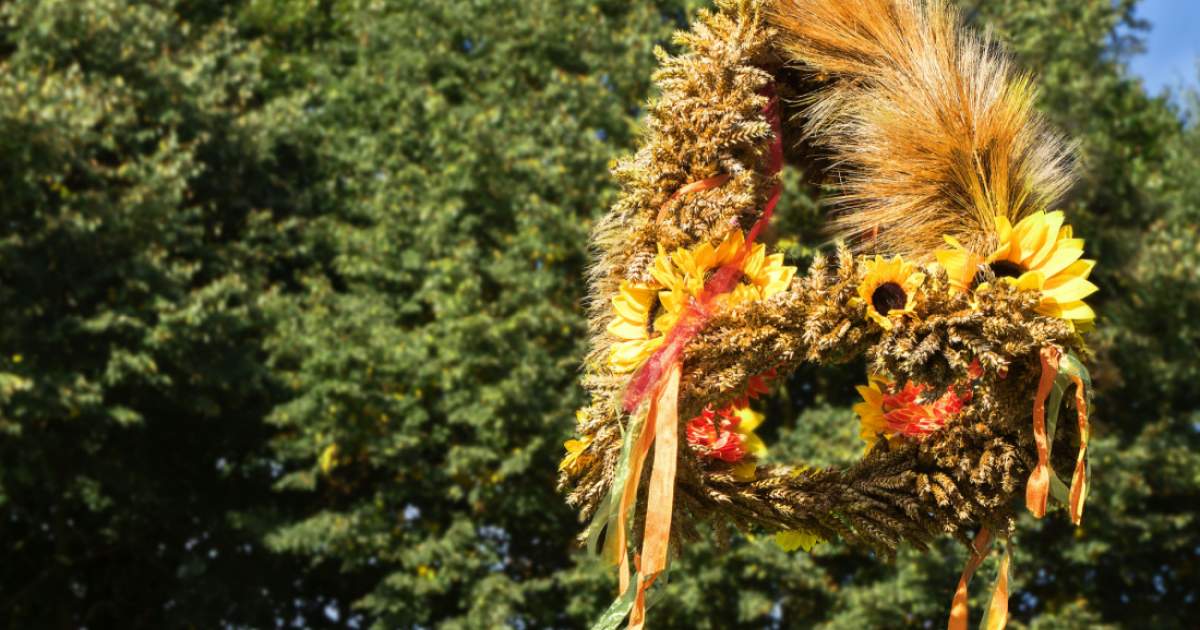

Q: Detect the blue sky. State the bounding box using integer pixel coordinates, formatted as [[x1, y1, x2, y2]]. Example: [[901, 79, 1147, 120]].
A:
[[1128, 0, 1200, 97]]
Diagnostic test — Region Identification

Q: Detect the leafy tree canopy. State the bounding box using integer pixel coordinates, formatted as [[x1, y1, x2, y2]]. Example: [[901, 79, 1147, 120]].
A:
[[0, 0, 1196, 627]]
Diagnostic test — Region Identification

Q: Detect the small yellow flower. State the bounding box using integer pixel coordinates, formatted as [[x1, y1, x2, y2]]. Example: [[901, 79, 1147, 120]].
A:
[[559, 435, 593, 475], [319, 443, 339, 474], [857, 256, 925, 330], [731, 461, 758, 482], [853, 375, 891, 448], [731, 406, 767, 458], [775, 529, 824, 552], [935, 211, 1097, 330]]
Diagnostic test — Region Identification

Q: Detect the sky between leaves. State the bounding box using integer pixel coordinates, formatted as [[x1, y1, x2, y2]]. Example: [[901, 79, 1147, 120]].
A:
[[1129, 0, 1200, 97]]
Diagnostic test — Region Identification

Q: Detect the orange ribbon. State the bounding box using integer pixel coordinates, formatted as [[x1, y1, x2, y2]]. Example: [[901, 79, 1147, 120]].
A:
[[627, 363, 681, 629], [948, 527, 994, 630], [612, 389, 661, 593], [981, 540, 1012, 630], [1067, 373, 1090, 525], [1025, 346, 1061, 518], [654, 174, 730, 224]]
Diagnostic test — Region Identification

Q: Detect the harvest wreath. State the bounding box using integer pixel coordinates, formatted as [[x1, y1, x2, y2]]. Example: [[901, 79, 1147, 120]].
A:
[[558, 2, 1097, 628]]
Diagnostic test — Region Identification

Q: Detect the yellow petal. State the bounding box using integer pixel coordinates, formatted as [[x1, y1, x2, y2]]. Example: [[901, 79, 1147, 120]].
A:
[[1037, 244, 1084, 279], [612, 293, 648, 322], [740, 433, 767, 458], [775, 530, 823, 552], [854, 385, 879, 402], [731, 462, 757, 482], [1027, 212, 1065, 269], [607, 318, 647, 340], [650, 260, 677, 288], [1042, 277, 1098, 303], [935, 248, 975, 292], [735, 406, 765, 431], [1013, 214, 1048, 262], [1040, 300, 1095, 321], [1014, 270, 1045, 291], [714, 230, 743, 265], [995, 215, 1013, 242], [609, 340, 652, 370], [743, 245, 765, 278], [1060, 259, 1096, 280]]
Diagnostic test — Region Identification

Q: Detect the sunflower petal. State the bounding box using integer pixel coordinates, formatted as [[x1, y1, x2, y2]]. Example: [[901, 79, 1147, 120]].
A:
[[735, 407, 764, 431], [1028, 212, 1065, 268], [1061, 259, 1096, 279], [1039, 300, 1095, 322], [1042, 277, 1098, 303], [1015, 270, 1045, 292], [608, 318, 648, 340], [1037, 244, 1084, 279], [740, 433, 767, 458], [1015, 213, 1051, 264], [612, 293, 650, 322]]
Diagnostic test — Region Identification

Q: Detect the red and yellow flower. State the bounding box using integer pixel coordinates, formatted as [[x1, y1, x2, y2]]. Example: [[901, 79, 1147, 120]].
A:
[[685, 403, 768, 463], [854, 375, 973, 448]]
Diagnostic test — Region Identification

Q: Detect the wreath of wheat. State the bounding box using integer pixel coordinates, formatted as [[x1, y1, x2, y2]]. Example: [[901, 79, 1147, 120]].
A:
[[558, 2, 1097, 628]]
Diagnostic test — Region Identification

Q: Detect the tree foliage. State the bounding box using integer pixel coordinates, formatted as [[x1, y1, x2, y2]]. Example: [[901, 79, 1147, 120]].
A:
[[0, 0, 1196, 628]]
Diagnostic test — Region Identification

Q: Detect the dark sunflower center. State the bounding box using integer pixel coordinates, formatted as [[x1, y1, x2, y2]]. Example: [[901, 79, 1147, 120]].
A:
[[871, 282, 908, 315], [988, 260, 1024, 280], [646, 300, 663, 336], [702, 267, 753, 287], [972, 259, 1026, 288]]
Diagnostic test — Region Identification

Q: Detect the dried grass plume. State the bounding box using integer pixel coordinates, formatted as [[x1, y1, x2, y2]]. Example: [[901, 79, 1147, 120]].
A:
[[768, 0, 1076, 259]]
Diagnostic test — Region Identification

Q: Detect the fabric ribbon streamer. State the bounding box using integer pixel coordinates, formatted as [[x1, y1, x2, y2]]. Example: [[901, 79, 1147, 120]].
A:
[[948, 527, 994, 630], [1060, 353, 1092, 524], [1026, 346, 1093, 523], [979, 537, 1012, 630], [947, 529, 1015, 630], [1025, 347, 1061, 518], [627, 363, 680, 629]]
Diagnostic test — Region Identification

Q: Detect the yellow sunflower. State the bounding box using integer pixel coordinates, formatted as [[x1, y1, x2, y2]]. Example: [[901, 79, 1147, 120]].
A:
[[857, 256, 925, 330], [665, 229, 796, 307], [606, 281, 678, 373], [936, 211, 1097, 329], [607, 230, 795, 372]]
